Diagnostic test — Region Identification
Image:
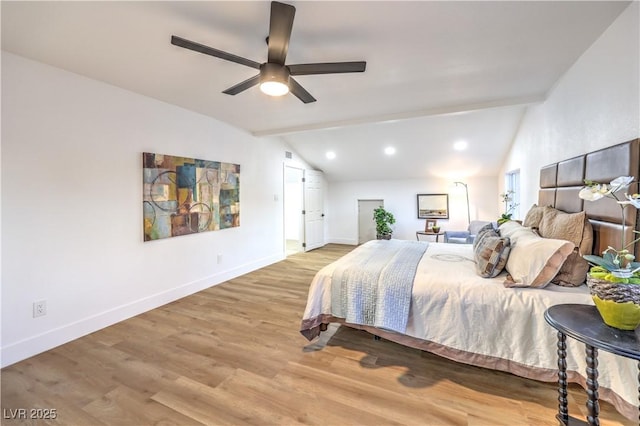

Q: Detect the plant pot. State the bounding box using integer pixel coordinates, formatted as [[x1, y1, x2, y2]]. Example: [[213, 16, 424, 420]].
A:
[[377, 234, 391, 240], [587, 275, 640, 330]]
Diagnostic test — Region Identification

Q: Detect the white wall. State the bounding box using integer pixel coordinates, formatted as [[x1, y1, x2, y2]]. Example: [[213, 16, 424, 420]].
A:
[[501, 2, 640, 211], [327, 177, 499, 244], [0, 52, 309, 367]]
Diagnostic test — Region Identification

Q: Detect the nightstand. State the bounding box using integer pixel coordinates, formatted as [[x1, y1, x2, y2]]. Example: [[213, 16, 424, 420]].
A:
[[416, 231, 444, 242], [544, 304, 639, 426]]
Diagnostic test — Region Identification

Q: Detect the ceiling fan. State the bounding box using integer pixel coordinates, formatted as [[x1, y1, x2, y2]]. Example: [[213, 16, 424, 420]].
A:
[[171, 1, 366, 103]]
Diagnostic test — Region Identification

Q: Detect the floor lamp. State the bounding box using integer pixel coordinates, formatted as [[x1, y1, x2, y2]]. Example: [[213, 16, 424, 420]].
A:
[[455, 181, 470, 225]]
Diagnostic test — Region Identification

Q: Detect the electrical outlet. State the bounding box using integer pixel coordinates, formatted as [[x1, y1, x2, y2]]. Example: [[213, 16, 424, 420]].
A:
[[217, 254, 223, 264], [33, 300, 47, 318]]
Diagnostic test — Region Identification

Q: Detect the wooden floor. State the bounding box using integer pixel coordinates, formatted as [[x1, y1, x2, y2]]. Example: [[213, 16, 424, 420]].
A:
[[1, 244, 633, 426]]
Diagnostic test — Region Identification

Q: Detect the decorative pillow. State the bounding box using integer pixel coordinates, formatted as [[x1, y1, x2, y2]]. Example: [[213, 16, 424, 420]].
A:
[[473, 223, 498, 251], [522, 204, 547, 230], [498, 221, 575, 288], [473, 229, 511, 278], [469, 220, 494, 236], [538, 206, 593, 287]]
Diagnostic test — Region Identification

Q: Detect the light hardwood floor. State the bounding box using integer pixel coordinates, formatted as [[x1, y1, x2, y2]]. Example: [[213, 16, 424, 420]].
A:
[[1, 244, 633, 425]]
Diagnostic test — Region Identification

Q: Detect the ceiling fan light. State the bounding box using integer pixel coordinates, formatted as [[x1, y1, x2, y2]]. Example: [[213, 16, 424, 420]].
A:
[[260, 81, 289, 97], [259, 63, 290, 97]]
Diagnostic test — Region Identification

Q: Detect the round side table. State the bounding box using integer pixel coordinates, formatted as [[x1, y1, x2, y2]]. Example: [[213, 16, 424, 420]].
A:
[[544, 304, 639, 426]]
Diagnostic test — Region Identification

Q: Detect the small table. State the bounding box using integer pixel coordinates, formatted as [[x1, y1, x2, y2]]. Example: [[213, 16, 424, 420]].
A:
[[416, 231, 444, 242], [544, 304, 640, 426]]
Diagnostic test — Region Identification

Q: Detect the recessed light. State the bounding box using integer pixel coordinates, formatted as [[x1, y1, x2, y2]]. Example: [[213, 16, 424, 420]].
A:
[[453, 140, 468, 151], [384, 146, 396, 155], [326, 151, 336, 160]]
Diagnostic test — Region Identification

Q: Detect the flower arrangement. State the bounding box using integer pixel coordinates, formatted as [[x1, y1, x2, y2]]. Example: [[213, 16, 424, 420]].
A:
[[498, 190, 518, 225], [579, 176, 640, 281], [580, 176, 640, 330]]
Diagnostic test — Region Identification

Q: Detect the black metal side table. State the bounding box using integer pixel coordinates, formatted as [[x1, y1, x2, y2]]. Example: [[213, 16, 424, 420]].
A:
[[544, 304, 639, 426]]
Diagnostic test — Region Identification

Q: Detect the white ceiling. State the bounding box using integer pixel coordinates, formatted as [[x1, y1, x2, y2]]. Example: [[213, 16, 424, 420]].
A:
[[1, 1, 631, 181]]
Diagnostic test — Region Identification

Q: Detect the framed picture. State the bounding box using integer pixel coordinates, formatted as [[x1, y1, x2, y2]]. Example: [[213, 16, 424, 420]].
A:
[[425, 219, 437, 231], [143, 152, 240, 241], [417, 193, 449, 219]]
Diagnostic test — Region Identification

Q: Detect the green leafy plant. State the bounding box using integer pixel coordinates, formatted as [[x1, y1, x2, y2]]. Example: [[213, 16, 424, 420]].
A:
[[373, 207, 396, 238], [497, 213, 512, 225]]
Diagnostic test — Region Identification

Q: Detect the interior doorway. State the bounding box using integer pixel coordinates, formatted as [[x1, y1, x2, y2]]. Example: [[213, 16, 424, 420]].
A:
[[358, 199, 383, 244], [284, 166, 304, 256]]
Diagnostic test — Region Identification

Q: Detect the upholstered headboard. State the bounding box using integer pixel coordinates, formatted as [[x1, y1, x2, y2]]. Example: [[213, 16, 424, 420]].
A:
[[538, 139, 640, 256]]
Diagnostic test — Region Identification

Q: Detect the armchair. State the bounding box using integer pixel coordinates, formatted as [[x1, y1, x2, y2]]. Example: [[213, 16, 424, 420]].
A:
[[443, 220, 495, 244]]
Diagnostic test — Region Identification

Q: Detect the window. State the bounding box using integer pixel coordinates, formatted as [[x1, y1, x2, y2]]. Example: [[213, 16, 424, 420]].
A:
[[505, 170, 520, 219]]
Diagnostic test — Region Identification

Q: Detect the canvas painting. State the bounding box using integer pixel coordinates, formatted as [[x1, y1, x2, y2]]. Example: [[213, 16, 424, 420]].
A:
[[143, 152, 240, 241], [417, 193, 449, 219]]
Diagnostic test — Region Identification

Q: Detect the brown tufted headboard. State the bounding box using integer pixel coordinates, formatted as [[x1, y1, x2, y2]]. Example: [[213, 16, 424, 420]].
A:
[[538, 139, 640, 257]]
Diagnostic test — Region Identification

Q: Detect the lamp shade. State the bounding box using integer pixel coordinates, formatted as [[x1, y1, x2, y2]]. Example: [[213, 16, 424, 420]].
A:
[[259, 63, 290, 96]]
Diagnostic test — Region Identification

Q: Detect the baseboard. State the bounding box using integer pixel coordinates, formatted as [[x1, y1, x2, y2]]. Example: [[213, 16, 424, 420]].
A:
[[327, 238, 358, 245], [0, 253, 284, 368]]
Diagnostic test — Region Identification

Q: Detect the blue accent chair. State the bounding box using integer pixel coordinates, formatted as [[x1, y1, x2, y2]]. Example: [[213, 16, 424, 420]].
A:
[[443, 220, 496, 244]]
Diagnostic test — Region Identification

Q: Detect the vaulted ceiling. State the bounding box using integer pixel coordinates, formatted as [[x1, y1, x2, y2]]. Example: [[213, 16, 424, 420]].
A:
[[1, 1, 631, 181]]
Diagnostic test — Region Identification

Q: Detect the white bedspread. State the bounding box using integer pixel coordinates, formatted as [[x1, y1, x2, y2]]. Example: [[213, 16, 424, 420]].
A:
[[300, 240, 638, 421]]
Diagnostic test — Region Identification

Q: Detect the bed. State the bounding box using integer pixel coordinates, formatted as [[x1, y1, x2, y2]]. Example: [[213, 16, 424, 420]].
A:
[[300, 139, 640, 421]]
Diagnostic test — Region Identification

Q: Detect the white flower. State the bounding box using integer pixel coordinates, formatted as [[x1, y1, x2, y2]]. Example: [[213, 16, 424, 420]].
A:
[[579, 185, 607, 201], [619, 193, 640, 209], [580, 176, 635, 202], [610, 176, 634, 188]]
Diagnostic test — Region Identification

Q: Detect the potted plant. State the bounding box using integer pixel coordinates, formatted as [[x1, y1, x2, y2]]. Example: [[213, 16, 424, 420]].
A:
[[498, 190, 519, 225], [579, 176, 640, 330], [373, 207, 396, 240]]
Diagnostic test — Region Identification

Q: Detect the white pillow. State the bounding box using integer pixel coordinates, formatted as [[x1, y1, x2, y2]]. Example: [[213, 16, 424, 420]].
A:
[[498, 221, 574, 288]]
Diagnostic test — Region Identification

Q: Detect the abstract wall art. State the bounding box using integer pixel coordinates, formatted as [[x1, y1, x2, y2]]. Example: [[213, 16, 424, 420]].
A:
[[143, 152, 240, 241]]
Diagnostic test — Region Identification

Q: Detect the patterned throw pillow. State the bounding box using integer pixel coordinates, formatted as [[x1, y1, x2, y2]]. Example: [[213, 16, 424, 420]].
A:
[[473, 228, 511, 278], [472, 223, 498, 251]]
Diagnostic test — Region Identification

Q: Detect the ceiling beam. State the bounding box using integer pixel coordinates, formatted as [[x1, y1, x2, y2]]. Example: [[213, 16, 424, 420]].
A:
[[251, 94, 545, 137]]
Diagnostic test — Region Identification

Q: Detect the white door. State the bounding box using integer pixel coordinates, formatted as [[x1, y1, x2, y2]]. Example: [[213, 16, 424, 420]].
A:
[[358, 199, 383, 244], [303, 169, 325, 251]]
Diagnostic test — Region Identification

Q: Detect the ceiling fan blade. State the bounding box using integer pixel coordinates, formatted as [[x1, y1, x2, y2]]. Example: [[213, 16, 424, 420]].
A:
[[222, 74, 261, 95], [288, 61, 367, 75], [289, 78, 316, 104], [267, 2, 295, 65], [171, 35, 261, 70]]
